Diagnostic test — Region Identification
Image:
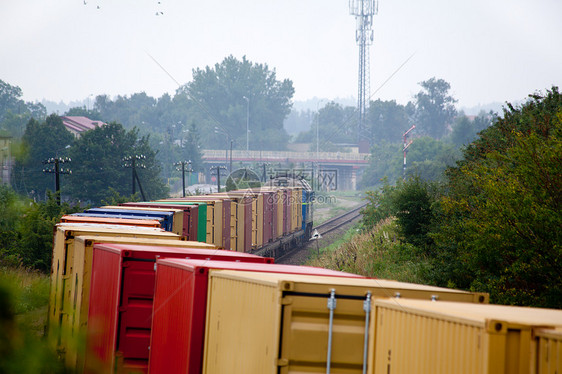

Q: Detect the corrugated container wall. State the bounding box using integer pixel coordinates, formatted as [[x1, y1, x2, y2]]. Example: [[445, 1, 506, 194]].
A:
[[67, 236, 216, 371], [47, 225, 179, 359], [103, 205, 186, 237], [60, 215, 162, 228], [137, 201, 207, 242], [85, 207, 176, 233], [164, 199, 226, 248], [202, 271, 488, 374], [86, 244, 273, 374], [149, 259, 356, 374], [119, 202, 199, 241], [369, 298, 562, 374], [535, 328, 562, 374]]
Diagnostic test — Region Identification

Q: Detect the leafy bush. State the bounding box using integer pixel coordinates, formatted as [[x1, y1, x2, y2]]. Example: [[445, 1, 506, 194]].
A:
[[432, 87, 562, 307]]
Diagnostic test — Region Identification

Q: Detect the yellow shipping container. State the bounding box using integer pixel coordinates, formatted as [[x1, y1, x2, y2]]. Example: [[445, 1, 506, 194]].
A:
[[295, 188, 303, 230], [535, 328, 562, 374], [212, 192, 256, 250], [369, 298, 562, 374], [163, 199, 224, 248], [47, 224, 179, 361], [66, 235, 217, 370], [256, 192, 264, 248], [203, 270, 488, 374]]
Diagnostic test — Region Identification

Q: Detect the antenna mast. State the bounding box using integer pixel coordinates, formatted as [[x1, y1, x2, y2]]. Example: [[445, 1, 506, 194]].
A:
[[349, 0, 377, 152]]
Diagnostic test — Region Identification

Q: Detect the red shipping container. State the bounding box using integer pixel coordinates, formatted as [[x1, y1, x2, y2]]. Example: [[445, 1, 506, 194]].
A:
[[85, 244, 272, 373], [149, 259, 363, 374], [121, 202, 198, 241]]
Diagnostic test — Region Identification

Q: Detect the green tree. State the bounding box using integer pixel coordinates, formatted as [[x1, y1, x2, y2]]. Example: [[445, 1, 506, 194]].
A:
[[0, 80, 46, 137], [12, 115, 75, 199], [359, 141, 403, 188], [66, 122, 168, 204], [360, 177, 398, 228], [360, 137, 459, 188], [449, 111, 494, 147], [0, 186, 81, 271], [414, 77, 457, 139], [367, 99, 411, 144], [178, 55, 294, 150], [432, 87, 562, 307], [64, 106, 103, 120], [0, 80, 26, 122], [295, 102, 356, 150], [391, 176, 437, 250], [406, 136, 460, 182]]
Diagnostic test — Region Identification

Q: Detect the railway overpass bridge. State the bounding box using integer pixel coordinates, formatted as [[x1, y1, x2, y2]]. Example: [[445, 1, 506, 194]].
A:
[[202, 150, 370, 190]]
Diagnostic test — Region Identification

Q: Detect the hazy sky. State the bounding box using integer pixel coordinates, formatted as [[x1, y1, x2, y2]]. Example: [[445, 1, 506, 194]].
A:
[[1, 0, 561, 108]]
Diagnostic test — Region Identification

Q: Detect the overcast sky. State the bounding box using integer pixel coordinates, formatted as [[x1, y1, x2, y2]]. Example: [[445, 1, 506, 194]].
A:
[[1, 0, 561, 109]]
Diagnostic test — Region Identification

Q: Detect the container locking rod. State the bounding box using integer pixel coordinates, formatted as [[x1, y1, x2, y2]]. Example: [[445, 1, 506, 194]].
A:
[[326, 289, 337, 374], [362, 292, 372, 374]]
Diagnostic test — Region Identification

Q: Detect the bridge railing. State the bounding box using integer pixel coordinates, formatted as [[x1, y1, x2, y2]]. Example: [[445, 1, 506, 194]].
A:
[[202, 149, 369, 161]]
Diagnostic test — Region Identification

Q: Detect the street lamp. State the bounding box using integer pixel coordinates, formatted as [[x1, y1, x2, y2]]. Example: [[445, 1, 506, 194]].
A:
[[215, 127, 234, 173], [315, 99, 325, 191], [316, 99, 325, 162], [243, 96, 250, 152]]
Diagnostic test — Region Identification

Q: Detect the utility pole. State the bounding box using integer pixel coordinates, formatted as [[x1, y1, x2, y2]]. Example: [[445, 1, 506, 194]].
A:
[[123, 155, 146, 200], [43, 157, 72, 205], [174, 160, 192, 197], [210, 165, 227, 192], [230, 139, 233, 173]]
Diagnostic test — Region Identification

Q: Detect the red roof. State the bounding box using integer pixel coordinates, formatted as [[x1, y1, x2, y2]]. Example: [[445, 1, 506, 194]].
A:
[[61, 116, 106, 135]]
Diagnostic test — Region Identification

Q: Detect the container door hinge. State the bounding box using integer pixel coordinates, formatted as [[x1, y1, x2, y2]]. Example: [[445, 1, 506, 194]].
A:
[[281, 297, 293, 305], [276, 358, 289, 367]]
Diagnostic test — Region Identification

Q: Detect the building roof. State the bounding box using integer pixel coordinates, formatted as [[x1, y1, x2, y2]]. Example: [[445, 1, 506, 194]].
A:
[[60, 116, 106, 135]]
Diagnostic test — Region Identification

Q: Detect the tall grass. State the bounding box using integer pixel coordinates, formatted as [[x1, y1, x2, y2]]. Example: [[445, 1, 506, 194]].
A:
[[0, 266, 69, 373], [307, 217, 431, 284]]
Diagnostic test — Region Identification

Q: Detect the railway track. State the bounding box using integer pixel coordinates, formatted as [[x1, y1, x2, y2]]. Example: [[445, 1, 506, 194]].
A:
[[314, 203, 367, 236], [276, 203, 367, 263]]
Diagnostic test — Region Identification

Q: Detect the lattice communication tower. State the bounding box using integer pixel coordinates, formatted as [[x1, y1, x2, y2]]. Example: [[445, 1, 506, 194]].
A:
[[349, 0, 378, 150]]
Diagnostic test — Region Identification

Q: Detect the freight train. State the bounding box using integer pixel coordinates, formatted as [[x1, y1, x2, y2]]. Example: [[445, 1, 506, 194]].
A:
[[47, 184, 562, 374]]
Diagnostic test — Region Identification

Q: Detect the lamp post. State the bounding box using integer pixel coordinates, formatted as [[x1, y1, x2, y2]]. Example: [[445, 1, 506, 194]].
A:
[[315, 99, 325, 191], [215, 127, 233, 173], [243, 96, 250, 152]]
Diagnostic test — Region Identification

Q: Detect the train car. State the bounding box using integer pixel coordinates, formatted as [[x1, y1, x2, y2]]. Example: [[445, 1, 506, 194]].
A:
[[54, 185, 562, 374]]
